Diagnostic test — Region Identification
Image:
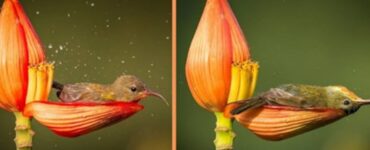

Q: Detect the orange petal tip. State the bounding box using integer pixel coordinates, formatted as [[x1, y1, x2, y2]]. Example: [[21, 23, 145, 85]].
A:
[[24, 101, 143, 137]]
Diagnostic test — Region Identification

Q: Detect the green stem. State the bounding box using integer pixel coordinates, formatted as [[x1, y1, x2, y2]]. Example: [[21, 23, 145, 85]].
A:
[[13, 112, 33, 150], [214, 112, 235, 150]]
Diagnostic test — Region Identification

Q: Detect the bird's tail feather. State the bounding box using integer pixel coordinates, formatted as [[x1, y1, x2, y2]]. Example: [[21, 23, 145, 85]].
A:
[[52, 81, 64, 90], [231, 97, 266, 115]]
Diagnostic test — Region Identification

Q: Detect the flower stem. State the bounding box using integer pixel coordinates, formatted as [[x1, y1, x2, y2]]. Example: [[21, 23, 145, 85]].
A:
[[214, 112, 235, 150], [13, 112, 33, 150]]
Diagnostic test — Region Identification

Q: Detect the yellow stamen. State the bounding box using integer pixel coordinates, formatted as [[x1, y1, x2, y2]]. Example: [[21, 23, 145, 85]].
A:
[[227, 63, 241, 102], [26, 62, 54, 104], [227, 61, 259, 104], [25, 67, 37, 104]]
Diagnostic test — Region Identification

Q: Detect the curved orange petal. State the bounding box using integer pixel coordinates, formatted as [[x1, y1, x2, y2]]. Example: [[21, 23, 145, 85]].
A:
[[0, 0, 29, 111], [186, 0, 251, 112], [12, 0, 45, 64], [186, 0, 232, 112], [220, 0, 250, 62], [0, 0, 46, 111], [234, 105, 345, 141], [24, 101, 144, 137]]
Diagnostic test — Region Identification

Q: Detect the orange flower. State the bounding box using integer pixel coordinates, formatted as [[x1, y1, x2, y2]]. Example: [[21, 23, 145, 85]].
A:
[[0, 0, 47, 112], [186, 0, 258, 112], [0, 0, 145, 139], [24, 101, 144, 137]]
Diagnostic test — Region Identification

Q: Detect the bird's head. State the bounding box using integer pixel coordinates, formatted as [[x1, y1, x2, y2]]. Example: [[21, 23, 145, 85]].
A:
[[112, 75, 168, 105], [326, 86, 370, 115]]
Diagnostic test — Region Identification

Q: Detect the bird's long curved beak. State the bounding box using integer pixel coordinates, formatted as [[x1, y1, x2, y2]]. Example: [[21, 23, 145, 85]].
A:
[[145, 90, 169, 106], [356, 99, 370, 106]]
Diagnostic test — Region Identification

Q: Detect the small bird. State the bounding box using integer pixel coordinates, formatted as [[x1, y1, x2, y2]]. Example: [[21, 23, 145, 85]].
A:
[[227, 84, 370, 141], [231, 84, 370, 115], [52, 75, 167, 105]]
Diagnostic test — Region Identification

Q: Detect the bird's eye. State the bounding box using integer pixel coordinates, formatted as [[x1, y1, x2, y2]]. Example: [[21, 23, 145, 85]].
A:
[[343, 99, 351, 105], [130, 87, 137, 92]]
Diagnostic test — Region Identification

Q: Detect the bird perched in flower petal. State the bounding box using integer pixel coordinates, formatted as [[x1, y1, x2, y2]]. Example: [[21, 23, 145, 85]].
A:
[[231, 84, 370, 115], [52, 75, 167, 105], [227, 84, 370, 141]]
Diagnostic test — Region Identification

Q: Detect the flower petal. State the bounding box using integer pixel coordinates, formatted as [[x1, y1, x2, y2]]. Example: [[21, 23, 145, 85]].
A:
[[186, 0, 252, 112], [186, 0, 233, 112], [219, 0, 250, 62], [234, 105, 345, 141], [0, 0, 29, 111], [12, 0, 45, 64], [23, 101, 144, 137], [0, 0, 46, 112]]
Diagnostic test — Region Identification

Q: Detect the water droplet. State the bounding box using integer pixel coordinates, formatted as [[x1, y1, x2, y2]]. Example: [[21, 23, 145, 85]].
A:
[[166, 36, 170, 40], [83, 63, 88, 67], [67, 13, 71, 17], [83, 74, 88, 78], [48, 44, 53, 49], [150, 63, 155, 67], [131, 56, 136, 59], [59, 45, 63, 50], [121, 60, 125, 64], [90, 3, 95, 7], [147, 70, 151, 73], [106, 24, 110, 28], [35, 11, 40, 15], [55, 50, 59, 53], [97, 56, 101, 60], [117, 16, 121, 20], [97, 137, 102, 141]]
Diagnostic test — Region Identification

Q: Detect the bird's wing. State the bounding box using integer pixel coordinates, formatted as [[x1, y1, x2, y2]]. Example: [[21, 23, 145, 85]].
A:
[[231, 88, 304, 115], [58, 84, 97, 102], [261, 88, 314, 108]]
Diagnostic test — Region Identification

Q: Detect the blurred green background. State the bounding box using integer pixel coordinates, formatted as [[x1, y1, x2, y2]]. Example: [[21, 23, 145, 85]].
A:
[[177, 0, 370, 150], [0, 0, 171, 150]]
